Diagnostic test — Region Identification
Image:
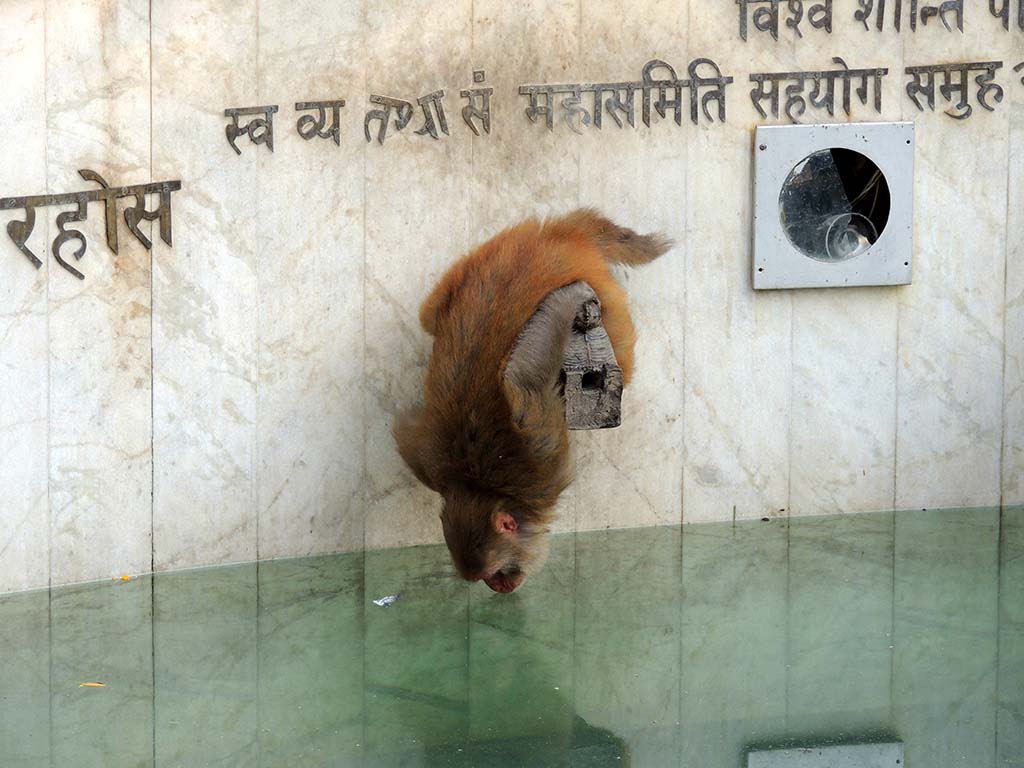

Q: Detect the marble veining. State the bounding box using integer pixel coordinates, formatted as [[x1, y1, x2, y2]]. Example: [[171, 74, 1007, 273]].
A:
[[0, 0, 49, 594], [255, 0, 366, 561], [574, 0, 688, 531], [894, 16, 1012, 511], [151, 0, 260, 572], [46, 0, 154, 586]]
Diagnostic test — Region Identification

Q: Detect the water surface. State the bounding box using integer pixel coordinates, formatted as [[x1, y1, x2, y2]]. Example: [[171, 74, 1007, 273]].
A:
[[2, 507, 1021, 767]]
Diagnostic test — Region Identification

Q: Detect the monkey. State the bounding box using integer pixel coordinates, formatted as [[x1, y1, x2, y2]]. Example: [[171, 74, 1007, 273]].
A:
[[393, 209, 671, 593]]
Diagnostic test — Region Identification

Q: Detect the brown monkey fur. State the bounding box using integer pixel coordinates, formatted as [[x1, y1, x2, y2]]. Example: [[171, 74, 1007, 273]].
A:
[[394, 209, 671, 593]]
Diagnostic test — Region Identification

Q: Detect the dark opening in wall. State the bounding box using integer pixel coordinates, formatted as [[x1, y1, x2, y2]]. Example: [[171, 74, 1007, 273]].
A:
[[779, 148, 891, 263]]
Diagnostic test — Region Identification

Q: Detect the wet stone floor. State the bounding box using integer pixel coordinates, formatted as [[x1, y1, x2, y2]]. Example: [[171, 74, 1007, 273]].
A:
[[1, 507, 1022, 768]]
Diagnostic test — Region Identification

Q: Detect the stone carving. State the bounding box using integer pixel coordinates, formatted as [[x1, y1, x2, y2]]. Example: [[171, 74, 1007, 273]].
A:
[[514, 281, 624, 431]]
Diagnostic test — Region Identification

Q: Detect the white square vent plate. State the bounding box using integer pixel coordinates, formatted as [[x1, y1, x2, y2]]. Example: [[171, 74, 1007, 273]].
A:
[[753, 122, 914, 290]]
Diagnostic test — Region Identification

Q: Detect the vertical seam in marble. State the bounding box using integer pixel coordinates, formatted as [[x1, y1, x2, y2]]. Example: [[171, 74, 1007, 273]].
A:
[[468, 0, 475, 196], [570, 530, 578, 726], [677, 526, 684, 737], [150, 574, 156, 768], [780, 12, 795, 513], [893, 37, 907, 513], [148, 0, 155, 580], [360, 554, 367, 755], [463, 0, 474, 744], [463, 582, 470, 743], [360, 0, 368, 561], [573, 0, 583, 534], [41, 13, 52, 716], [255, 560, 262, 763], [254, 0, 262, 564], [147, 7, 156, 764], [359, 0, 369, 754], [994, 505, 1004, 763], [783, 515, 791, 726], [679, 0, 696, 528], [998, 97, 1012, 511], [892, 309, 902, 510], [577, 0, 582, 75], [47, 582, 53, 768], [679, 0, 691, 529], [786, 294, 794, 517], [43, 0, 52, 594], [887, 509, 896, 721]]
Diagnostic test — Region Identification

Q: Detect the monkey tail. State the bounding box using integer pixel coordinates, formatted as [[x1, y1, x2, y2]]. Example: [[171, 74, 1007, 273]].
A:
[[545, 207, 673, 266]]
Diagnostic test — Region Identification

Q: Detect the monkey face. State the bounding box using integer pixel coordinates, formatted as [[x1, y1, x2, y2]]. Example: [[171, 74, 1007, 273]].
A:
[[439, 493, 550, 593]]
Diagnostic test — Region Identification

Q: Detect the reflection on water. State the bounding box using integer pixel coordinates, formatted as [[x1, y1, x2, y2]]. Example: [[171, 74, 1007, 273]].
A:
[[1, 507, 1021, 767]]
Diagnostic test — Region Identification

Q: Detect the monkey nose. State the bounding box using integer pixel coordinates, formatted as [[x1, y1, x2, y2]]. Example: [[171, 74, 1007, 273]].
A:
[[483, 571, 521, 593]]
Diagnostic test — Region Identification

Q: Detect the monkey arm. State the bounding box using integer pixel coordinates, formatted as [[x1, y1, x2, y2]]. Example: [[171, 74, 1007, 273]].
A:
[[392, 408, 442, 492], [500, 282, 597, 469]]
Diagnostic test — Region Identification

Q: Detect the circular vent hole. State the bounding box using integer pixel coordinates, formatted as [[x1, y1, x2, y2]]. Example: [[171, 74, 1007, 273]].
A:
[[779, 148, 890, 263]]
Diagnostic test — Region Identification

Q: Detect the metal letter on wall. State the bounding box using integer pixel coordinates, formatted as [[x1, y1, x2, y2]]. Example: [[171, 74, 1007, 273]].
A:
[[225, 105, 279, 154], [296, 99, 346, 145], [0, 170, 182, 280]]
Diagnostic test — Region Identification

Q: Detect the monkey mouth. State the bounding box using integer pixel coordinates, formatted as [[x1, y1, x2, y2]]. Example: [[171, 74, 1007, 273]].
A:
[[483, 568, 524, 593]]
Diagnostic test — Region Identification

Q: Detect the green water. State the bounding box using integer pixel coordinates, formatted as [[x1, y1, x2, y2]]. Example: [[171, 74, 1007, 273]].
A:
[[1, 507, 1021, 767]]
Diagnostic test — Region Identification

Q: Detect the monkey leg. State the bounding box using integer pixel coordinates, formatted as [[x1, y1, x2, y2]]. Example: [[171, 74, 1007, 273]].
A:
[[501, 281, 596, 469], [504, 280, 623, 432], [504, 280, 599, 394]]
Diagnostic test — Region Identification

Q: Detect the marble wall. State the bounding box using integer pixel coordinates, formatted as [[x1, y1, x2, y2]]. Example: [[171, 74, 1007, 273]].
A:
[[0, 0, 1021, 593]]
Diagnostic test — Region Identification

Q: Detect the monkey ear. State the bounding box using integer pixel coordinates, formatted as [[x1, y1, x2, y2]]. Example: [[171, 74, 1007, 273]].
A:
[[493, 510, 518, 536]]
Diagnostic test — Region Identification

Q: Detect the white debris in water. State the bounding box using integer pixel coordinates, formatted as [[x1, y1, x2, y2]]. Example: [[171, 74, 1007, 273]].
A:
[[372, 593, 401, 607]]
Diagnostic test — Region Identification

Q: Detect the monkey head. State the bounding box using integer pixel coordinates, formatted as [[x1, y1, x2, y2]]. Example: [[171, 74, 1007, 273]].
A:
[[439, 488, 550, 593]]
